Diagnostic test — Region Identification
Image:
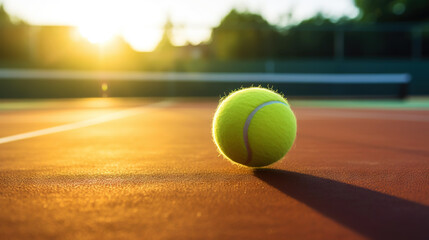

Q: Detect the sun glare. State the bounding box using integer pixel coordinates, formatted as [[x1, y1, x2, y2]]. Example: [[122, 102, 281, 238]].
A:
[[122, 27, 163, 52], [78, 25, 117, 45]]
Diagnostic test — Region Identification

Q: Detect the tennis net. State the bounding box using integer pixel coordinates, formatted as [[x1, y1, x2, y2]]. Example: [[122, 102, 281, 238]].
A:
[[0, 69, 411, 98]]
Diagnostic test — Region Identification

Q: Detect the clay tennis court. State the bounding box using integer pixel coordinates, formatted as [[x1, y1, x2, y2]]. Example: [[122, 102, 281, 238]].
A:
[[0, 98, 428, 240]]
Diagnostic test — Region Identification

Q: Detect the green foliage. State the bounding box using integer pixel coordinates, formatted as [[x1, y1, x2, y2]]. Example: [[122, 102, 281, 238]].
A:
[[216, 9, 273, 29], [208, 7, 426, 60], [211, 9, 279, 60], [0, 5, 29, 60], [0, 4, 13, 26], [0, 4, 26, 26], [155, 17, 174, 52], [354, 0, 429, 22], [298, 14, 336, 26], [278, 14, 337, 58], [210, 11, 355, 59]]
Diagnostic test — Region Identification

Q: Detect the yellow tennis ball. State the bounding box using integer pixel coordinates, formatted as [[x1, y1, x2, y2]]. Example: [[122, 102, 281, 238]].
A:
[[212, 87, 297, 167]]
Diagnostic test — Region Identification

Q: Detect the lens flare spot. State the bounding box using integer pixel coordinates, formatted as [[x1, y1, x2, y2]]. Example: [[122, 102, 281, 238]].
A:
[[101, 83, 109, 92]]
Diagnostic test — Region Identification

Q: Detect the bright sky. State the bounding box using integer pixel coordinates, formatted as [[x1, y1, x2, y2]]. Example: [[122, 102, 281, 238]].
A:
[[1, 0, 358, 52]]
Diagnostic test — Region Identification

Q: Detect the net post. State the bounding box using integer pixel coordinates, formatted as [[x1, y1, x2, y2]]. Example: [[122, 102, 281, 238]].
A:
[[334, 29, 344, 61], [412, 27, 422, 61], [398, 74, 411, 99]]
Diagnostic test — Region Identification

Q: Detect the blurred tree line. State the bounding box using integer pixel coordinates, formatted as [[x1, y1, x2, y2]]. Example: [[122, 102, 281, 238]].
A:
[[0, 0, 428, 70], [355, 0, 429, 22], [0, 5, 28, 62], [210, 0, 429, 60], [0, 4, 139, 70]]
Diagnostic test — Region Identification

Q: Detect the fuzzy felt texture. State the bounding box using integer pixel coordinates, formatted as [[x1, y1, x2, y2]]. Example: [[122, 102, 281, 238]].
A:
[[212, 87, 297, 167]]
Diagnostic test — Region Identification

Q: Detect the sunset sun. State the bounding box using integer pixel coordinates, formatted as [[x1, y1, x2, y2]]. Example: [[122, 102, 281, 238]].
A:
[[78, 24, 117, 45]]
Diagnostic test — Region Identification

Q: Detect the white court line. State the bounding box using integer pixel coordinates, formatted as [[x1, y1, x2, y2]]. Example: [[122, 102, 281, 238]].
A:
[[0, 100, 173, 145]]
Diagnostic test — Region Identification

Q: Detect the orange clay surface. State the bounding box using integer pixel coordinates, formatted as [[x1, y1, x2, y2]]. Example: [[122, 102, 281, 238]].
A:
[[0, 98, 428, 240]]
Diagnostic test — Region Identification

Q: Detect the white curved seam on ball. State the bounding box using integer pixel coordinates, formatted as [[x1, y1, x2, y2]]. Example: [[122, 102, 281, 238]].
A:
[[243, 101, 289, 165]]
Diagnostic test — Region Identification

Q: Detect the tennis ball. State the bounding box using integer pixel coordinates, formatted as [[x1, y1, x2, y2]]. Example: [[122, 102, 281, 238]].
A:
[[212, 87, 297, 167]]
